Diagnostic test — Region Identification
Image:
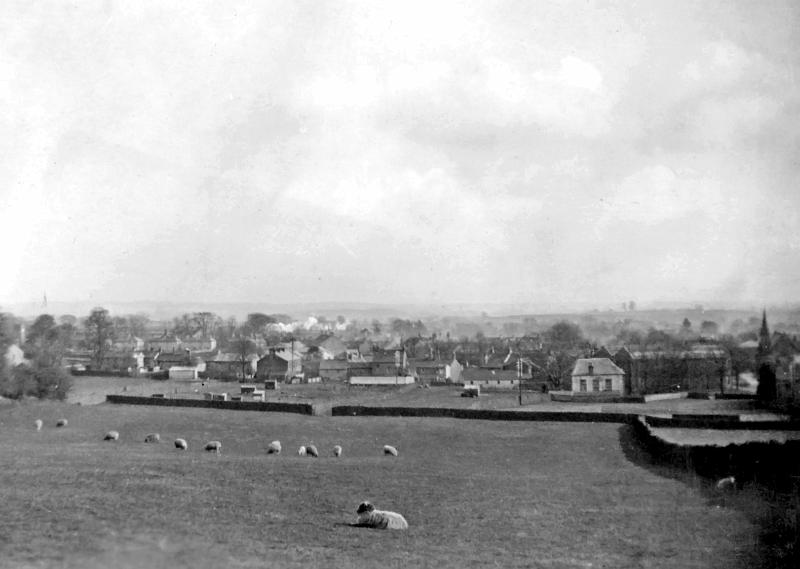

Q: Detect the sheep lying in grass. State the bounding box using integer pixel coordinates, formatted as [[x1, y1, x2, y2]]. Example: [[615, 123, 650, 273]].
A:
[[383, 445, 398, 457], [34, 419, 43, 431], [298, 446, 307, 456], [267, 440, 281, 454], [174, 438, 188, 450], [333, 445, 342, 457], [104, 431, 119, 441], [56, 419, 68, 428], [144, 433, 161, 443], [205, 440, 222, 454], [354, 502, 408, 530], [716, 476, 736, 491], [306, 444, 319, 458]]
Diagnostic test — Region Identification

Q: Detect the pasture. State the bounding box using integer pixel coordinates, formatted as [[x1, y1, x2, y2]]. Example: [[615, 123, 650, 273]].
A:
[[0, 401, 777, 568]]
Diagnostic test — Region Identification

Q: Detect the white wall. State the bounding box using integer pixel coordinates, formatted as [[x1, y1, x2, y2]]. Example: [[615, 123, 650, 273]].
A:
[[349, 376, 415, 385], [571, 374, 624, 394]]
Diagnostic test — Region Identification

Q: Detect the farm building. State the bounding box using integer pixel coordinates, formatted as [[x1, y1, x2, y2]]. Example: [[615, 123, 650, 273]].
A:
[[154, 349, 192, 371], [4, 344, 27, 367], [570, 358, 625, 395], [95, 350, 145, 375], [146, 332, 182, 353], [461, 368, 520, 390], [410, 359, 450, 383], [180, 336, 217, 352], [319, 359, 349, 382], [613, 345, 729, 395], [206, 352, 258, 380], [168, 366, 199, 380], [256, 349, 303, 381]]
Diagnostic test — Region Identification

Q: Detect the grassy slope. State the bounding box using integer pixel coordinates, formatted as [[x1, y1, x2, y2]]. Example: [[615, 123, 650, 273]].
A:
[[0, 401, 765, 569]]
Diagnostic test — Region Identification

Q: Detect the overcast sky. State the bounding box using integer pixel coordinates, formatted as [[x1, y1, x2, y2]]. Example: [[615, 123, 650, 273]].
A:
[[1, 1, 799, 311]]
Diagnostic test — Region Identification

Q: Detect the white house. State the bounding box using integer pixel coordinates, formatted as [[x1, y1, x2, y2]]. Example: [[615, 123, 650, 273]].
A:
[[570, 358, 625, 395], [461, 368, 520, 390]]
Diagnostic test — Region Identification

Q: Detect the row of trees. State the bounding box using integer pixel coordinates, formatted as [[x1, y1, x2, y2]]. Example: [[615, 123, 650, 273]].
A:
[[0, 312, 71, 400]]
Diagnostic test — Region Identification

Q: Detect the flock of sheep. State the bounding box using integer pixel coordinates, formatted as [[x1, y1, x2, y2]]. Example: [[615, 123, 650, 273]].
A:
[[33, 417, 409, 529]]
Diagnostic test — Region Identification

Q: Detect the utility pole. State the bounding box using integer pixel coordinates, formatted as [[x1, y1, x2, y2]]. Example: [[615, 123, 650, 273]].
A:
[[518, 357, 523, 406]]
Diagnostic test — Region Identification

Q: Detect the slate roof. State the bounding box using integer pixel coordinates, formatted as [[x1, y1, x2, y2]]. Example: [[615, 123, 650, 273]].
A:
[[571, 358, 625, 376], [462, 368, 521, 381]]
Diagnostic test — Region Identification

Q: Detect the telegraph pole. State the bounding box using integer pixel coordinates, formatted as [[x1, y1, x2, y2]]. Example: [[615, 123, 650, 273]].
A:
[[518, 357, 523, 406]]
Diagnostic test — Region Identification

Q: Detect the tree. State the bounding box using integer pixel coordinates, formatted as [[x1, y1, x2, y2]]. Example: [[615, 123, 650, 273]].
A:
[[545, 351, 575, 389], [682, 318, 692, 330], [128, 313, 150, 338], [3, 363, 72, 400], [700, 320, 719, 336], [628, 301, 636, 311], [644, 328, 675, 349], [85, 307, 114, 366], [24, 314, 64, 368], [59, 314, 78, 327], [246, 313, 275, 335], [190, 312, 215, 337], [230, 337, 257, 381], [546, 321, 584, 348], [0, 312, 16, 393]]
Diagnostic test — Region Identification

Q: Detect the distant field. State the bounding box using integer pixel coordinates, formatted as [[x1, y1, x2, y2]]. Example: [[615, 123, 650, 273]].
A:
[[67, 376, 768, 416], [0, 400, 780, 569]]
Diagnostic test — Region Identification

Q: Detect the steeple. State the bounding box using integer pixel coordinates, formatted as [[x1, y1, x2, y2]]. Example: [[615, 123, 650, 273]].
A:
[[756, 309, 777, 402], [757, 308, 771, 356]]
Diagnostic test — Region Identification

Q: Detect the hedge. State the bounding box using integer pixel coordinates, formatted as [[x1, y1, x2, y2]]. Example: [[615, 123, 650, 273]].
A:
[[106, 394, 313, 415], [331, 405, 633, 423]]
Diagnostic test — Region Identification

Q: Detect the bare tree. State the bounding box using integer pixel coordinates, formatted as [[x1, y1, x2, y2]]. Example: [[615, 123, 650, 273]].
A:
[[85, 307, 114, 367]]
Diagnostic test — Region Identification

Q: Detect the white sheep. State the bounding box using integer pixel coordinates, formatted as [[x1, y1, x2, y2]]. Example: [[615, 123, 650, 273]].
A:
[[716, 476, 736, 491], [306, 444, 319, 458], [267, 440, 281, 454], [144, 433, 161, 443], [56, 419, 68, 428], [104, 430, 120, 441], [174, 438, 188, 450], [205, 440, 222, 453], [383, 445, 398, 457], [298, 446, 307, 456], [333, 445, 342, 457], [34, 419, 43, 431], [355, 502, 408, 530]]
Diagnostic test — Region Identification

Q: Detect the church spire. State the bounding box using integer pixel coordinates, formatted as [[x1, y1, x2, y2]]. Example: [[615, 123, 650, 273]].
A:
[[758, 308, 771, 355]]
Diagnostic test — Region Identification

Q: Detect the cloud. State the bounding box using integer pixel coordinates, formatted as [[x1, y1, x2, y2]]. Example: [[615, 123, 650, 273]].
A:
[[599, 165, 724, 225]]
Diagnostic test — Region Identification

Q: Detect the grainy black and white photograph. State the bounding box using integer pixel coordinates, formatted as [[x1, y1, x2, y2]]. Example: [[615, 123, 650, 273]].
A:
[[1, 1, 799, 567]]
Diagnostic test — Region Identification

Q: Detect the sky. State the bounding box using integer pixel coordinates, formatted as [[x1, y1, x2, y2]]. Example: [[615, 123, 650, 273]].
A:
[[1, 0, 799, 312]]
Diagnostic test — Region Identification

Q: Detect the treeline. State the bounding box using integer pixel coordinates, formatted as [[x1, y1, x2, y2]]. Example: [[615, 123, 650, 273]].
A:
[[0, 312, 72, 400]]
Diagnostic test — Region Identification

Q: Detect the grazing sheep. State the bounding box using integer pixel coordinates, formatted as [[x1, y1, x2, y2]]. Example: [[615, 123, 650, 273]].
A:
[[298, 446, 307, 456], [34, 419, 43, 431], [306, 444, 319, 458], [205, 440, 222, 453], [355, 502, 408, 530], [104, 430, 120, 441], [333, 445, 342, 457], [716, 476, 736, 491], [383, 445, 398, 457], [144, 433, 161, 443], [267, 440, 281, 454], [174, 438, 188, 450], [56, 419, 68, 428]]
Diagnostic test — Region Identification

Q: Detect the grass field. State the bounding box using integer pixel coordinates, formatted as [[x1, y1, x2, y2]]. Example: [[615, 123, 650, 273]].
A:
[[1, 399, 785, 569]]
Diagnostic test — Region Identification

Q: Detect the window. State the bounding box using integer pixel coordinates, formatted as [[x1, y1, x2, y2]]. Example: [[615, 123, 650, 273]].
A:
[[592, 379, 600, 391], [605, 379, 612, 391], [579, 379, 587, 392]]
